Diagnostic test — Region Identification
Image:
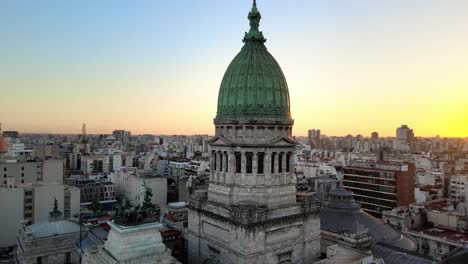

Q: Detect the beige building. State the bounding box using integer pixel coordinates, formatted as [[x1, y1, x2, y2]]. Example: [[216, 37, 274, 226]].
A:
[[0, 158, 64, 187], [113, 167, 167, 206], [0, 183, 80, 251]]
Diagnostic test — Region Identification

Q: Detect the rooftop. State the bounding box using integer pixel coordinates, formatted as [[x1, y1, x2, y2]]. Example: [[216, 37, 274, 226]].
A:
[[26, 220, 80, 238], [409, 226, 468, 243]]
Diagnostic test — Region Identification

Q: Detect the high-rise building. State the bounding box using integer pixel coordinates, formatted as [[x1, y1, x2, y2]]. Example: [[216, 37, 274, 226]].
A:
[[0, 183, 80, 250], [112, 129, 131, 144], [371, 131, 379, 140], [394, 125, 415, 152], [187, 2, 320, 263], [114, 167, 167, 207], [342, 160, 416, 217], [308, 129, 316, 147], [308, 129, 321, 148]]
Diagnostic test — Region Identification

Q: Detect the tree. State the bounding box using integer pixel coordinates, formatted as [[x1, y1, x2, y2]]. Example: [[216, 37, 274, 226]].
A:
[[90, 199, 101, 216]]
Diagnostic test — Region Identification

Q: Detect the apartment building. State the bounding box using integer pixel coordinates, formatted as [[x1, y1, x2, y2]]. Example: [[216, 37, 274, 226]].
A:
[[343, 160, 416, 217]]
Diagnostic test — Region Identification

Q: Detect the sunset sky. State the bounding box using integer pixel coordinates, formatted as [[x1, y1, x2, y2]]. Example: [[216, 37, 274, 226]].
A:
[[1, 0, 467, 137]]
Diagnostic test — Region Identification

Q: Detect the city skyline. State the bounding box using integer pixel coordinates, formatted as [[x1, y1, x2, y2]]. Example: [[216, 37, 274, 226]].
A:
[[1, 0, 467, 137]]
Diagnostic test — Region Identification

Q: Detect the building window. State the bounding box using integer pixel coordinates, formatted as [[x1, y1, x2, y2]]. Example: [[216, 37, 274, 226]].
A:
[[257, 153, 264, 174], [219, 152, 223, 172], [21, 166, 24, 171], [37, 256, 43, 264], [235, 152, 241, 173], [277, 251, 292, 264], [3, 168, 6, 172], [3, 174, 5, 178], [286, 153, 291, 172], [65, 252, 71, 264], [271, 153, 276, 173], [22, 173, 24, 177], [278, 153, 283, 173], [213, 152, 217, 171], [225, 153, 229, 173], [21, 180, 24, 183], [246, 152, 253, 174]]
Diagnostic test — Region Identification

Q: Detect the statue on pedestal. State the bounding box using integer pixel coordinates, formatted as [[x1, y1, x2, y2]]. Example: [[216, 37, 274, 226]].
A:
[[113, 185, 160, 226]]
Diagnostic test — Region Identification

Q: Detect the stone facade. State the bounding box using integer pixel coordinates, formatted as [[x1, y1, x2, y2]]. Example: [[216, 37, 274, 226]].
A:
[[83, 222, 178, 264], [16, 220, 81, 264], [188, 194, 320, 264]]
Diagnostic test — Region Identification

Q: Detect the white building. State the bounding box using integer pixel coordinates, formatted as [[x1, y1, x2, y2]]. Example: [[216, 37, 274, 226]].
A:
[[8, 143, 34, 158], [450, 175, 468, 199], [113, 167, 167, 206], [0, 183, 80, 251]]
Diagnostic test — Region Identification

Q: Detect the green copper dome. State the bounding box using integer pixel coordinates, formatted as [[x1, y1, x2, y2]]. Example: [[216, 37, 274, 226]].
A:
[[215, 1, 292, 125]]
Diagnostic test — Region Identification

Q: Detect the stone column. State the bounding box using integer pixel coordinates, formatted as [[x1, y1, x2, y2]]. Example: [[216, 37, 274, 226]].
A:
[[274, 152, 279, 175], [265, 150, 271, 186], [253, 151, 258, 176], [241, 151, 246, 186], [265, 150, 271, 174], [282, 152, 287, 184], [210, 151, 215, 182], [226, 152, 234, 185]]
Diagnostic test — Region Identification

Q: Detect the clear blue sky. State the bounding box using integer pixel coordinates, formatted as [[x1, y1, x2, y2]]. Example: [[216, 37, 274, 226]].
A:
[[1, 0, 467, 136]]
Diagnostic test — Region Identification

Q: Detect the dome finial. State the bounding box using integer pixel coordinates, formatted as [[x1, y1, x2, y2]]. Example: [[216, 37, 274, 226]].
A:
[[252, 0, 258, 12], [243, 0, 266, 43]]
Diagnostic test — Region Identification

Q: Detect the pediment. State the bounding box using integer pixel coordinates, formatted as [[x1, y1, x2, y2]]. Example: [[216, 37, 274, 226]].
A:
[[269, 136, 297, 146], [208, 136, 234, 146]]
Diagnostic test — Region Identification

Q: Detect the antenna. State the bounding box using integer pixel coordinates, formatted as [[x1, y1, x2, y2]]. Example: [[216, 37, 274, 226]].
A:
[[81, 123, 88, 156], [82, 123, 87, 137]]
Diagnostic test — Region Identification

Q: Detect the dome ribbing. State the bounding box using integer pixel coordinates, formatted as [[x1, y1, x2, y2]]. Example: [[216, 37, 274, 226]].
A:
[[215, 1, 291, 125]]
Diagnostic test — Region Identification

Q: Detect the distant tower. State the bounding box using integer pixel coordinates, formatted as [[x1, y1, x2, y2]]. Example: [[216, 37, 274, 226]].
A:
[[81, 123, 89, 155], [371, 132, 379, 140], [308, 129, 321, 149], [394, 125, 414, 152], [308, 129, 316, 147], [315, 129, 321, 148]]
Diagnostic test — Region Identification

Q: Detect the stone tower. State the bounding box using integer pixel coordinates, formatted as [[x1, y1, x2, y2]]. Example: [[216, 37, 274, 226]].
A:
[[187, 1, 320, 263]]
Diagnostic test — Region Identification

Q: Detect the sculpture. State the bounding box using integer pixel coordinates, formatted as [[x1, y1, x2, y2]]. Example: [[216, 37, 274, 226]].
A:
[[113, 186, 160, 226]]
